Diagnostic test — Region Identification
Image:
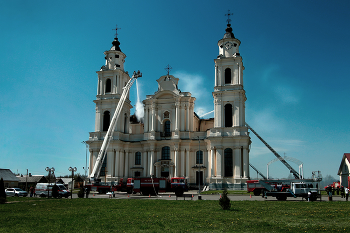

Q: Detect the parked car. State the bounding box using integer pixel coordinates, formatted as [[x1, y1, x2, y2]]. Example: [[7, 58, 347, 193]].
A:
[[5, 188, 28, 197]]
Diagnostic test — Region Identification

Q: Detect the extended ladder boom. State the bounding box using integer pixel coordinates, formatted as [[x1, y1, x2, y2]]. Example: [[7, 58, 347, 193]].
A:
[[245, 122, 301, 179], [90, 71, 142, 182], [249, 163, 267, 180]]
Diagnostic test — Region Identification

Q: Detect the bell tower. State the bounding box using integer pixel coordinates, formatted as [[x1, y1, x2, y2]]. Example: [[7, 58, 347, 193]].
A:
[[213, 16, 246, 130], [94, 26, 132, 134]]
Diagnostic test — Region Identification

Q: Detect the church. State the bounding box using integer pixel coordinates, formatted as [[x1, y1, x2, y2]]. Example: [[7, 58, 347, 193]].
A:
[[87, 21, 251, 189]]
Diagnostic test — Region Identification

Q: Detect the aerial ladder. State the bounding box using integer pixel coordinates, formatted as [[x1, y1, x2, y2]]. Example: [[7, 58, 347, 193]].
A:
[[245, 122, 301, 179], [89, 70, 142, 183], [249, 163, 267, 180]]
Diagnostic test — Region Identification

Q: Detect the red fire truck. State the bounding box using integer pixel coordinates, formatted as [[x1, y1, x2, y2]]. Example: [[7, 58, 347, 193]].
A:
[[86, 178, 133, 194], [247, 180, 289, 196]]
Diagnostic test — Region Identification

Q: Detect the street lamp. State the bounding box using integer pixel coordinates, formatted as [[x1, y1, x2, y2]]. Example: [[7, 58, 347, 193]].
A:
[[45, 167, 55, 198], [82, 141, 89, 182], [68, 167, 77, 199], [197, 136, 202, 200]]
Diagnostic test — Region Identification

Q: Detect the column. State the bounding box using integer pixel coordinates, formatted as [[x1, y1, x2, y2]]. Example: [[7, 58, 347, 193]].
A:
[[186, 149, 190, 178], [115, 150, 119, 177], [216, 148, 222, 178], [142, 151, 148, 177], [124, 151, 129, 178], [107, 151, 114, 177], [174, 148, 178, 177], [149, 150, 154, 176], [119, 151, 124, 177], [211, 148, 215, 177], [234, 148, 241, 178], [180, 149, 185, 177], [175, 102, 179, 131], [144, 108, 148, 132], [151, 104, 155, 132], [189, 104, 193, 131], [180, 105, 185, 131], [243, 148, 249, 178], [186, 105, 189, 131], [205, 148, 210, 179]]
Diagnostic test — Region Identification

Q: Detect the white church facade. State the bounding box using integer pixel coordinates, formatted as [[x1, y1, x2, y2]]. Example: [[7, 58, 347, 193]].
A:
[[87, 22, 251, 189]]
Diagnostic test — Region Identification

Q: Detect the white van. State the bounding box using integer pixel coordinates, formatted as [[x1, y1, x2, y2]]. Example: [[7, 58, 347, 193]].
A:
[[35, 183, 70, 198]]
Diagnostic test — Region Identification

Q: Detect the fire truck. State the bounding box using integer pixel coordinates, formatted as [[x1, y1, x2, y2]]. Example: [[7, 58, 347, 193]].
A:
[[86, 178, 133, 194], [259, 171, 322, 201], [247, 180, 290, 196], [132, 176, 188, 196]]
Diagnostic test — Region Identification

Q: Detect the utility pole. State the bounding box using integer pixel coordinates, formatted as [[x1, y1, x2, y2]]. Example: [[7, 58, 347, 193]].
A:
[[45, 167, 55, 198], [25, 169, 28, 192], [68, 167, 77, 199]]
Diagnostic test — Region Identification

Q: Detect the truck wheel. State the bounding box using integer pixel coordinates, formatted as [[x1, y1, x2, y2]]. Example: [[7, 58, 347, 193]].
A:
[[127, 188, 132, 194], [253, 189, 261, 196], [276, 195, 287, 201]]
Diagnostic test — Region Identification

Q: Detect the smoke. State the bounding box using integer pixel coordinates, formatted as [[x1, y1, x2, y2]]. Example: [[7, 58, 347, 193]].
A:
[[135, 79, 144, 121]]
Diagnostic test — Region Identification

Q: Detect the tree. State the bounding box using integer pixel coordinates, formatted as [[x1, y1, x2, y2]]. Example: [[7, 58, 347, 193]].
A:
[[219, 188, 231, 210], [0, 178, 6, 204]]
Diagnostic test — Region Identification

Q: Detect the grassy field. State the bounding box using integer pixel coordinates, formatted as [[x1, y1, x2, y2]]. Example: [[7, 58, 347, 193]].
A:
[[1, 197, 349, 232]]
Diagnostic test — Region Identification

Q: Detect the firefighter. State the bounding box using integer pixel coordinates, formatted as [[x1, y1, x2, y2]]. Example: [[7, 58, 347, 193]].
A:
[[340, 186, 345, 198], [345, 187, 349, 201]]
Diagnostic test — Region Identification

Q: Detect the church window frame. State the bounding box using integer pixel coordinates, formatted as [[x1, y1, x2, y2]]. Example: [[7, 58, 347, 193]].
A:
[[225, 68, 232, 84], [105, 78, 112, 93], [163, 111, 170, 119], [163, 120, 171, 137], [103, 110, 111, 131], [135, 152, 141, 165], [224, 103, 233, 127], [196, 150, 203, 164], [162, 146, 170, 160], [224, 148, 233, 177]]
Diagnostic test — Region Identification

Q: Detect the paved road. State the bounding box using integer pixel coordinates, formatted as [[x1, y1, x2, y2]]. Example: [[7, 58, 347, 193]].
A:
[[83, 191, 348, 202]]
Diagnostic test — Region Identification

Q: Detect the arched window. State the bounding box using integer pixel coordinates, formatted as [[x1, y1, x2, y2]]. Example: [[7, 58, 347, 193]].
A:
[[225, 68, 231, 84], [162, 146, 170, 160], [196, 150, 203, 164], [103, 111, 110, 131], [135, 152, 141, 165], [164, 120, 171, 136], [224, 104, 233, 127], [224, 148, 233, 177], [105, 78, 111, 93]]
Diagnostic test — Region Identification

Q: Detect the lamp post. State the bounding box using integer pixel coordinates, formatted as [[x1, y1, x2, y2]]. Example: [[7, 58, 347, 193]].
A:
[[82, 141, 89, 182], [68, 167, 77, 199], [198, 136, 202, 200], [45, 167, 55, 198]]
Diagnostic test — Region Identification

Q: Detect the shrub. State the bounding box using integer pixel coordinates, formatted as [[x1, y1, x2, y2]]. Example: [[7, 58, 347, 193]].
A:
[[0, 178, 6, 204], [219, 188, 231, 210]]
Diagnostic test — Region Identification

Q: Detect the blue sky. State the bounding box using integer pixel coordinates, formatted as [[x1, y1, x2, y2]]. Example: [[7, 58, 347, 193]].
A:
[[1, 1, 349, 180]]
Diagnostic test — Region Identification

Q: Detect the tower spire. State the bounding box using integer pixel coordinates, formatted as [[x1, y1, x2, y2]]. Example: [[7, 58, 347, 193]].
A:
[[223, 10, 235, 39], [112, 25, 121, 51]]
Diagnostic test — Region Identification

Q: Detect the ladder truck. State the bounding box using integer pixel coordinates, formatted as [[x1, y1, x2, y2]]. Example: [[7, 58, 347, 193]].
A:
[[87, 70, 142, 193], [245, 122, 301, 179]]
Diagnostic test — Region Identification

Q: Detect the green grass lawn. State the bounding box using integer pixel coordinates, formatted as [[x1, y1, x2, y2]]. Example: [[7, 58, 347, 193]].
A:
[[1, 197, 349, 232]]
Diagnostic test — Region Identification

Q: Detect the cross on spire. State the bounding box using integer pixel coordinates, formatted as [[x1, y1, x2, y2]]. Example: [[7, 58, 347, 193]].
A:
[[113, 25, 121, 38], [225, 10, 232, 24], [165, 64, 172, 75]]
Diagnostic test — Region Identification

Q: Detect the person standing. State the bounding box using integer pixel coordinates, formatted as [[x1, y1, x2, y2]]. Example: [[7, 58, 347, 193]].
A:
[[345, 187, 349, 201]]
